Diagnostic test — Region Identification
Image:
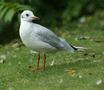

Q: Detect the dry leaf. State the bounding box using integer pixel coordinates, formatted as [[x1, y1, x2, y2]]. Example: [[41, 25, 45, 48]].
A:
[[67, 69, 77, 76]]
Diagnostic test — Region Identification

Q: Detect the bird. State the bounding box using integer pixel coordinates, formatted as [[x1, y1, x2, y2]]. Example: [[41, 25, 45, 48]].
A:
[[19, 10, 85, 71]]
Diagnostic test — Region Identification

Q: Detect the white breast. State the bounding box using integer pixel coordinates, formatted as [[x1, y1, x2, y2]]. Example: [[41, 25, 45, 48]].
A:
[[19, 21, 56, 52]]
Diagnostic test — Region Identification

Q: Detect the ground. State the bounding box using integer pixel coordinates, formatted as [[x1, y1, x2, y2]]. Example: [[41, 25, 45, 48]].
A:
[[0, 25, 104, 90], [0, 30, 104, 90]]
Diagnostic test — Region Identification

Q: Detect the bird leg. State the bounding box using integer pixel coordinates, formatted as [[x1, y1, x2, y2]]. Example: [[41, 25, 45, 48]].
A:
[[43, 53, 46, 70], [37, 53, 40, 70]]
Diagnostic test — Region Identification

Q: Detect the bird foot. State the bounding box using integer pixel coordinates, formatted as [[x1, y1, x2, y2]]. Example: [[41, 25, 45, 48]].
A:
[[28, 65, 46, 72]]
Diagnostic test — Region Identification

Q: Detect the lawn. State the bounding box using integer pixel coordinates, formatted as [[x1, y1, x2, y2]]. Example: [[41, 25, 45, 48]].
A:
[[0, 27, 104, 90]]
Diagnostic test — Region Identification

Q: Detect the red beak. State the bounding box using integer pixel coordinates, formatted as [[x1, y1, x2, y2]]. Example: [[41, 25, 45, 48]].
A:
[[32, 16, 40, 20]]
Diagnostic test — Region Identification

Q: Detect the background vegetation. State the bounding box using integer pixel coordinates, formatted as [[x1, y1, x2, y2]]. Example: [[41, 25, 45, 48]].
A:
[[0, 0, 104, 44], [0, 0, 104, 90]]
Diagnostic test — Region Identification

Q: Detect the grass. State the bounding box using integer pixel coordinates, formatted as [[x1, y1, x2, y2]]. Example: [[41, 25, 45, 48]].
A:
[[0, 27, 104, 90]]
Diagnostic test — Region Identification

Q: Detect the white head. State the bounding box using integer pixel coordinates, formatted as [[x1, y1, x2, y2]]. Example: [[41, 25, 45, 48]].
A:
[[20, 10, 40, 22]]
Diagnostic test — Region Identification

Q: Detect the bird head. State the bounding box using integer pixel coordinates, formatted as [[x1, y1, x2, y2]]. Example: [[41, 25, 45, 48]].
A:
[[21, 10, 40, 22]]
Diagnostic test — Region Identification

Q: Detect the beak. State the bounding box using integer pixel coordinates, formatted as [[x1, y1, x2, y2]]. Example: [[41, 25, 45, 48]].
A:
[[31, 16, 40, 20]]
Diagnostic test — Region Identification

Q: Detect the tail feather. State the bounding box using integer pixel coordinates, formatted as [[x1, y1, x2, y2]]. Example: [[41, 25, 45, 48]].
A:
[[60, 38, 87, 52], [73, 46, 88, 51]]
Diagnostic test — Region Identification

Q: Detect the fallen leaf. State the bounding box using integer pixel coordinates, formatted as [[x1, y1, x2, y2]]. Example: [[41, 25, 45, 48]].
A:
[[0, 54, 6, 60], [78, 75, 82, 78], [11, 43, 20, 48], [50, 60, 54, 66], [96, 80, 102, 85], [75, 36, 90, 41], [59, 79, 63, 83], [0, 59, 5, 64], [67, 69, 77, 76]]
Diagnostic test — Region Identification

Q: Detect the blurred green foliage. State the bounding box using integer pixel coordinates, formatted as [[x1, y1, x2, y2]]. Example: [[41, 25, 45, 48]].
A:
[[0, 2, 32, 22], [0, 0, 104, 44]]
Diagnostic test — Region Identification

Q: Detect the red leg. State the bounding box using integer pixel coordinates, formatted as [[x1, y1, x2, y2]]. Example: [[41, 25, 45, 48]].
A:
[[43, 53, 46, 70], [37, 53, 40, 70]]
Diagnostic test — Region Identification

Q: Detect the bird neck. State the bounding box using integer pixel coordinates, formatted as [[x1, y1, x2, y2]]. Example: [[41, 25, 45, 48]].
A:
[[20, 20, 33, 28], [21, 19, 32, 24], [19, 20, 33, 39], [20, 20, 33, 33]]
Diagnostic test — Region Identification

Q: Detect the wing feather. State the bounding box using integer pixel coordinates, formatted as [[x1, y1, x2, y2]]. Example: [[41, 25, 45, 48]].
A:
[[32, 24, 64, 50]]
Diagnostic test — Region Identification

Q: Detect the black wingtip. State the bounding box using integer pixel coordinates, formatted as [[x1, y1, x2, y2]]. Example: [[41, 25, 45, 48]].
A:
[[70, 45, 78, 51]]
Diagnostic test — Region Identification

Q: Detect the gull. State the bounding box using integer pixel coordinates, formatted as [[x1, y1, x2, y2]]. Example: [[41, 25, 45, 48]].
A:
[[19, 10, 85, 70]]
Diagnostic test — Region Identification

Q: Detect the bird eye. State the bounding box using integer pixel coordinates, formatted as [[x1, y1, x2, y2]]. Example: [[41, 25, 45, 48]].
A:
[[26, 14, 29, 17]]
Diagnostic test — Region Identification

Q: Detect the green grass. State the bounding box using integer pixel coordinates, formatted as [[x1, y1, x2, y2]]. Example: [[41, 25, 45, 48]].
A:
[[0, 29, 104, 90]]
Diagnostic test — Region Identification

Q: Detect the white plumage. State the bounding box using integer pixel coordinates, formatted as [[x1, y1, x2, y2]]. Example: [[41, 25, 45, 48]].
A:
[[19, 10, 80, 70]]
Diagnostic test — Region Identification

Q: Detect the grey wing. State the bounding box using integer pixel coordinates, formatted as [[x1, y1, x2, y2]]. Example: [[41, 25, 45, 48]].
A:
[[33, 25, 64, 50]]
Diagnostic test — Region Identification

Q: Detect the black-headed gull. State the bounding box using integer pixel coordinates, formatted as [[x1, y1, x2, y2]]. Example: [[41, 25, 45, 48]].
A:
[[19, 10, 83, 70]]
